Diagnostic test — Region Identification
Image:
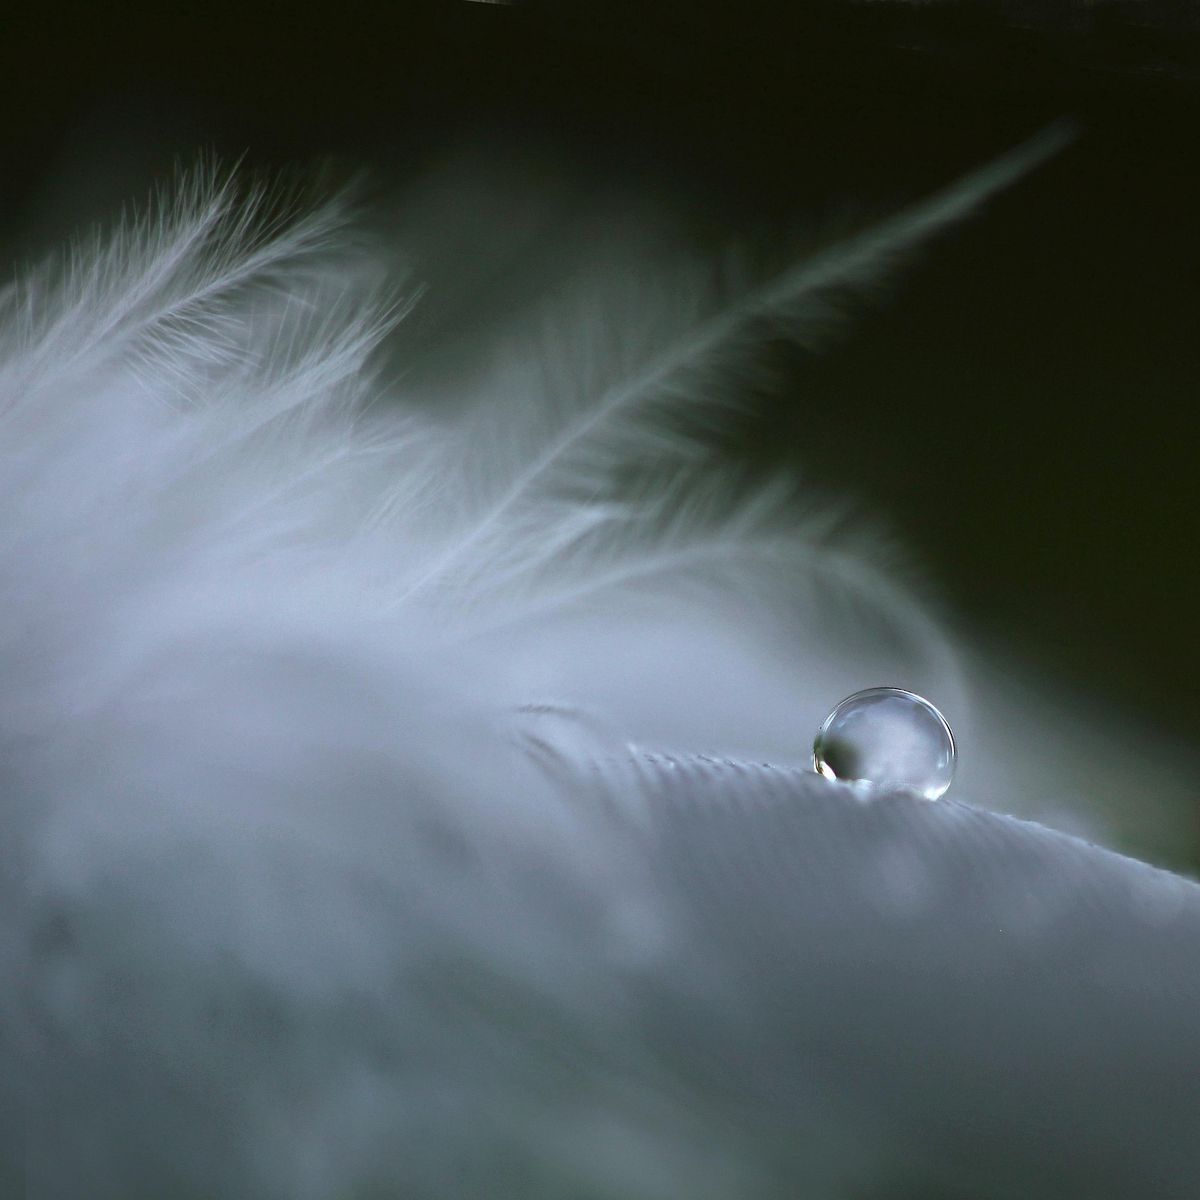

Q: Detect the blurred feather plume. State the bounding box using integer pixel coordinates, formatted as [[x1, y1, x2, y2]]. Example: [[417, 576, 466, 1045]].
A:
[[5, 124, 1200, 1200]]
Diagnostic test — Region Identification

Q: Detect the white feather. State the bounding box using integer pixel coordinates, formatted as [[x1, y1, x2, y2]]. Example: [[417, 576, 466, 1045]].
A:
[[6, 127, 1197, 1199]]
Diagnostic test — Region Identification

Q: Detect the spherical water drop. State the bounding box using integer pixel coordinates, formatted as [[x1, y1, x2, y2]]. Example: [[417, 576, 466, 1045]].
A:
[[812, 687, 956, 800]]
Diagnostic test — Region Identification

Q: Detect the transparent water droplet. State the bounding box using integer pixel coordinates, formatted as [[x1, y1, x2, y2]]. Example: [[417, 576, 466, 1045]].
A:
[[813, 687, 956, 800]]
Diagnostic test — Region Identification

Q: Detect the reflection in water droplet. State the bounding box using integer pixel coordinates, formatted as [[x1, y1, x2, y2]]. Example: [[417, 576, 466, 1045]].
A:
[[813, 687, 956, 800]]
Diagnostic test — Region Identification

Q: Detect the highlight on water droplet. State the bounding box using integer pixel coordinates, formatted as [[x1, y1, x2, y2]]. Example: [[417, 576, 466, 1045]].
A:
[[812, 687, 956, 800]]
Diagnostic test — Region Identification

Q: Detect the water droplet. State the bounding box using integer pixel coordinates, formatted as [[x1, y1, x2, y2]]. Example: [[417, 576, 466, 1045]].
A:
[[813, 687, 956, 800]]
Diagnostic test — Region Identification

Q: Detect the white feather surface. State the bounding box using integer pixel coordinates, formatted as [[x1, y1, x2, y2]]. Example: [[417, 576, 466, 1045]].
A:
[[4, 128, 1198, 1198]]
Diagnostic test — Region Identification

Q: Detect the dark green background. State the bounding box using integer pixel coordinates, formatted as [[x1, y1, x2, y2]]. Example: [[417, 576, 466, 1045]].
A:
[[2, 1, 1197, 756]]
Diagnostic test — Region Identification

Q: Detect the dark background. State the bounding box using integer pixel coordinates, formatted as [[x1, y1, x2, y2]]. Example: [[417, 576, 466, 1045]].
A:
[[1, 1, 1198, 754]]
